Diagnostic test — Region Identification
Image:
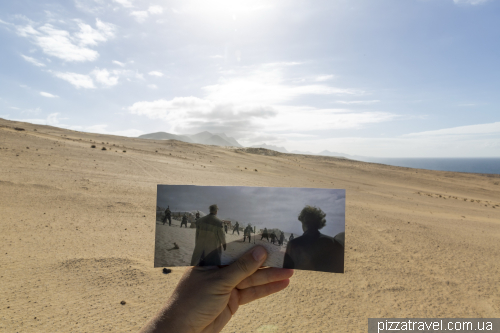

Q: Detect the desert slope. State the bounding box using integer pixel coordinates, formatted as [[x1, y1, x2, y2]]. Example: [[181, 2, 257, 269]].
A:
[[0, 118, 499, 333]]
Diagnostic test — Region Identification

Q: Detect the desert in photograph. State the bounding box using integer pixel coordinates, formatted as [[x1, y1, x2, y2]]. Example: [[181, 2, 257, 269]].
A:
[[154, 185, 345, 273]]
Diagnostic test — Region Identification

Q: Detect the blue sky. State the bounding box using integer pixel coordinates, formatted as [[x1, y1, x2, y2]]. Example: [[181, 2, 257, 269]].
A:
[[1, 0, 499, 157]]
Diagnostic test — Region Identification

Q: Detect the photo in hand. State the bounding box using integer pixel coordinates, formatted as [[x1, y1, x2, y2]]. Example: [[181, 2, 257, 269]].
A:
[[155, 185, 345, 273]]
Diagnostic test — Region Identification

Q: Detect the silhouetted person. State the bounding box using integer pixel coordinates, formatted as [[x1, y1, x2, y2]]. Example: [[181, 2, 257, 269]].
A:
[[283, 205, 344, 273], [180, 213, 188, 228], [260, 228, 269, 241], [279, 232, 285, 246], [191, 204, 227, 266], [270, 232, 277, 244], [289, 233, 294, 241], [163, 206, 171, 226], [224, 224, 228, 234], [232, 221, 240, 235], [243, 225, 252, 243], [194, 211, 200, 228]]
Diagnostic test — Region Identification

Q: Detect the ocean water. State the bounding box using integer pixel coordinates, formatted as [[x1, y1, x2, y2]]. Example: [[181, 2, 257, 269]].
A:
[[355, 157, 500, 175]]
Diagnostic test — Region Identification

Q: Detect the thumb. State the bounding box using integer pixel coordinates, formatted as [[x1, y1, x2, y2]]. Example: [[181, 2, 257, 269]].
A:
[[220, 246, 267, 287]]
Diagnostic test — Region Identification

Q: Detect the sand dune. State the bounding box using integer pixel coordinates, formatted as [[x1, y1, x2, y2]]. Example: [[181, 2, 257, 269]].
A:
[[1, 118, 499, 332]]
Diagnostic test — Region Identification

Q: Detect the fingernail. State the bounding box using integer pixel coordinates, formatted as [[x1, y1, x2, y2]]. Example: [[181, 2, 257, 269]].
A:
[[252, 247, 266, 262]]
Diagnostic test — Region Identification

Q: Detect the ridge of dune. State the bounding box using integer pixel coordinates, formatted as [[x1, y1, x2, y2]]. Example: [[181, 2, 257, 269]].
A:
[[1, 118, 499, 332]]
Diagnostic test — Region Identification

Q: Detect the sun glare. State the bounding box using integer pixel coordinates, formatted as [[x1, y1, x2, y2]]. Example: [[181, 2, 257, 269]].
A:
[[185, 0, 274, 17]]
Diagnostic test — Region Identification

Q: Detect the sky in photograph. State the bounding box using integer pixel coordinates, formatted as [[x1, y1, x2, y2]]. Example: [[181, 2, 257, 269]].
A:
[[1, 0, 499, 157], [157, 185, 345, 237]]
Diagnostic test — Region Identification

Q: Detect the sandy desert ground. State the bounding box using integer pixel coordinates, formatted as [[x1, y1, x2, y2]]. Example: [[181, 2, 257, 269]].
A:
[[1, 118, 499, 332], [154, 218, 286, 268]]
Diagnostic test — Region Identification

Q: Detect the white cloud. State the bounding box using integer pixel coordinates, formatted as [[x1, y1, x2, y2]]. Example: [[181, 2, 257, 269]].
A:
[[9, 107, 21, 110], [129, 97, 212, 121], [22, 107, 42, 115], [130, 5, 164, 22], [315, 75, 334, 81], [148, 71, 164, 77], [75, 18, 115, 46], [21, 54, 46, 67], [5, 112, 143, 138], [52, 71, 95, 89], [130, 11, 149, 23], [91, 68, 119, 87], [40, 91, 59, 98], [15, 18, 115, 62], [178, 2, 274, 16], [51, 67, 144, 89], [113, 0, 134, 8], [404, 122, 500, 137], [285, 134, 500, 158], [74, 0, 131, 13], [74, 124, 144, 137], [128, 97, 395, 139], [112, 60, 126, 66], [259, 106, 395, 133], [202, 62, 361, 105], [134, 71, 145, 80], [11, 112, 64, 126], [127, 62, 389, 141], [336, 100, 380, 105], [147, 84, 158, 89], [148, 5, 163, 14], [280, 133, 317, 138]]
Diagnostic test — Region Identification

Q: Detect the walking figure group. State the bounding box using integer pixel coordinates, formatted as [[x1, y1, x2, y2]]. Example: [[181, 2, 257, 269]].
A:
[[260, 228, 286, 246], [160, 202, 344, 273]]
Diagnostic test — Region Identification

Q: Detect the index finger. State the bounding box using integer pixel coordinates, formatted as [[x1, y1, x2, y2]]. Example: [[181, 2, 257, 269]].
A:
[[236, 267, 294, 290]]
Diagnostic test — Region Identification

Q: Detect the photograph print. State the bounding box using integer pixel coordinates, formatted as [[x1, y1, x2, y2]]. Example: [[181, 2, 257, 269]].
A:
[[155, 185, 345, 273]]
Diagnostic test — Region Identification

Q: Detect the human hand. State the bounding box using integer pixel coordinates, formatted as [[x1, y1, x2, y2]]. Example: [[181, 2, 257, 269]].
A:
[[139, 246, 293, 333]]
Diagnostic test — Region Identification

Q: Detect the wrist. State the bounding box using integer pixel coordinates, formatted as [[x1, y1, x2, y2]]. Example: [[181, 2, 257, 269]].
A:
[[144, 300, 195, 333]]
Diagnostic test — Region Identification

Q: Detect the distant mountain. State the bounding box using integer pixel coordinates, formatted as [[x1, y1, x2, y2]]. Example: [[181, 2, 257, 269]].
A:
[[202, 134, 233, 147], [318, 150, 366, 159], [139, 131, 242, 147], [189, 131, 242, 147], [250, 144, 289, 154], [139, 132, 360, 157], [290, 149, 360, 159], [215, 133, 242, 147], [318, 150, 352, 158], [291, 150, 314, 155], [189, 131, 215, 143], [138, 132, 194, 142]]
